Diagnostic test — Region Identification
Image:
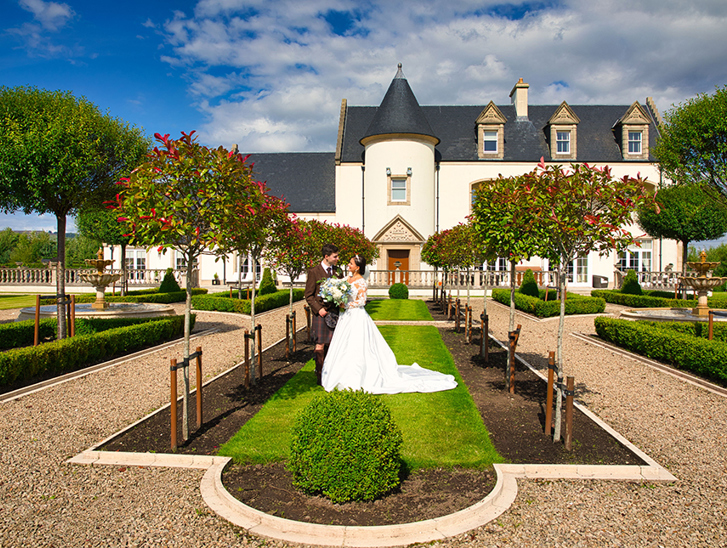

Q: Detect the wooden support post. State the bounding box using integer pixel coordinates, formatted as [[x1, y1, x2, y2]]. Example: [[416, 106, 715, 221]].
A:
[[709, 311, 714, 341], [564, 376, 575, 451], [467, 305, 473, 343], [545, 351, 555, 437], [447, 295, 453, 319], [304, 305, 311, 341], [66, 295, 72, 337], [292, 311, 297, 352], [285, 313, 291, 360], [195, 346, 203, 430], [70, 295, 76, 338], [480, 313, 489, 362], [256, 323, 263, 377], [170, 358, 178, 451], [34, 295, 40, 347], [455, 299, 461, 332], [243, 329, 250, 389]]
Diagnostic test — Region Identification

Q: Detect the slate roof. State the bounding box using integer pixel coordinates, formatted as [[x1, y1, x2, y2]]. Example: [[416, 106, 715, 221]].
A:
[[342, 103, 658, 164], [360, 67, 439, 145], [246, 152, 335, 213]]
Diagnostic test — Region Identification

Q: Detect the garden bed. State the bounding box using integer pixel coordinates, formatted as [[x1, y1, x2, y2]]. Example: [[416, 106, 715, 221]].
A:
[[100, 304, 643, 527]]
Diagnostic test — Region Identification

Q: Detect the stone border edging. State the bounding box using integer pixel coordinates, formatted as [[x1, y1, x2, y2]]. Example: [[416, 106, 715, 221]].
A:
[[64, 327, 677, 547]]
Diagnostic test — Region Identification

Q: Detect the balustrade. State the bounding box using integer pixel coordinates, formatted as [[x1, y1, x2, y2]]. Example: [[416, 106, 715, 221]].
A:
[[0, 267, 193, 287]]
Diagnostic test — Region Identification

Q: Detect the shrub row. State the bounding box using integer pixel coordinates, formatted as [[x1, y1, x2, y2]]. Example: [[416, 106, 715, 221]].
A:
[[492, 289, 605, 318], [590, 289, 727, 310], [594, 317, 727, 386], [40, 288, 208, 306], [192, 288, 305, 314], [0, 316, 178, 352], [637, 319, 727, 343], [0, 315, 191, 387]]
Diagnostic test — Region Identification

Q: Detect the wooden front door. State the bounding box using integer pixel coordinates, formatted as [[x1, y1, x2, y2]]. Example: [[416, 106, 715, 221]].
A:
[[388, 250, 410, 285]]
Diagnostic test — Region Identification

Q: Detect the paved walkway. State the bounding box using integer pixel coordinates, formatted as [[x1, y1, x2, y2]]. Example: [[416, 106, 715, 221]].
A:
[[1, 299, 726, 547]]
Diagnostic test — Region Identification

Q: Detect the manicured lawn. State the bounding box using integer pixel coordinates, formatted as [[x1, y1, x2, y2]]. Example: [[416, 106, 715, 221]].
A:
[[218, 325, 502, 470], [0, 294, 37, 310], [365, 299, 433, 321]]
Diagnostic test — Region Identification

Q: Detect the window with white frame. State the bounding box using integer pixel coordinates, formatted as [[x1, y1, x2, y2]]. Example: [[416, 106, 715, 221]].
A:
[[483, 131, 498, 153], [390, 178, 407, 202], [618, 240, 652, 272], [628, 131, 642, 154], [566, 256, 588, 283], [556, 131, 570, 154]]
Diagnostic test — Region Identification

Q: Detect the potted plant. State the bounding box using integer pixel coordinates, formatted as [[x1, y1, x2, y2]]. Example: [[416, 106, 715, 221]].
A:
[[212, 272, 220, 285]]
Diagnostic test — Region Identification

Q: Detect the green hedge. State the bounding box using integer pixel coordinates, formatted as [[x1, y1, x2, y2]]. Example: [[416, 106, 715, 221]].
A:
[[636, 319, 727, 343], [492, 289, 605, 318], [192, 288, 305, 314], [594, 317, 727, 385], [40, 288, 208, 306], [0, 315, 191, 387], [0, 316, 181, 352], [590, 289, 727, 310]]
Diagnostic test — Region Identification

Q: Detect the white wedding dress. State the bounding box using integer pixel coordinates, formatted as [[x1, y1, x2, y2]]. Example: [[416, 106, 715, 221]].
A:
[[321, 278, 458, 394]]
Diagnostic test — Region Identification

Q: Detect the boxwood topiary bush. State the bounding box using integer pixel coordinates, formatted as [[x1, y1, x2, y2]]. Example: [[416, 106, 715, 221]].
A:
[[594, 317, 727, 386], [0, 315, 191, 387], [159, 268, 182, 293], [288, 389, 403, 503], [491, 288, 605, 318], [192, 288, 304, 314], [518, 269, 540, 298], [258, 267, 278, 296], [388, 283, 409, 299], [620, 270, 643, 295]]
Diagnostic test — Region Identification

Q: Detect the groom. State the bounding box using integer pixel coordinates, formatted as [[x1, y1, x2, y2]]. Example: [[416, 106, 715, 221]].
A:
[[304, 243, 340, 385]]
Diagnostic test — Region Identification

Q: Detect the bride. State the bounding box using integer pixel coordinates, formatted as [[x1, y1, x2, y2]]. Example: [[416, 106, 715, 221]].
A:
[[321, 254, 457, 394]]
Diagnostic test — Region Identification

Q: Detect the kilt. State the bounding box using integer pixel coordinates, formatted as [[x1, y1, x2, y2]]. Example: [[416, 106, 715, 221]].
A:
[[311, 312, 335, 345]]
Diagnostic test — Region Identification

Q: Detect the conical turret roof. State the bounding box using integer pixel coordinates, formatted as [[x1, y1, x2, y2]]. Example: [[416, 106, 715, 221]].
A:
[[360, 64, 439, 145]]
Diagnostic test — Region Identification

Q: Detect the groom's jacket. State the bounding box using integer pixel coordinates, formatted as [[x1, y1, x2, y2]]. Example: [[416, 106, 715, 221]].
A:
[[304, 264, 340, 315]]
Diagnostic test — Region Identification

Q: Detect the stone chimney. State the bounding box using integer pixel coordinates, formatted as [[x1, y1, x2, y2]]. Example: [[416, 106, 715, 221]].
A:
[[509, 78, 529, 120]]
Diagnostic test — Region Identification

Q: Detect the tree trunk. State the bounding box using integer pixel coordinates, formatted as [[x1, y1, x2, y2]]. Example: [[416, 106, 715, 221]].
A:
[[120, 243, 127, 296], [553, 263, 567, 443], [237, 254, 243, 299], [509, 260, 516, 332], [681, 239, 690, 299], [56, 215, 67, 340], [466, 267, 471, 308], [181, 248, 194, 442], [250, 255, 257, 383]]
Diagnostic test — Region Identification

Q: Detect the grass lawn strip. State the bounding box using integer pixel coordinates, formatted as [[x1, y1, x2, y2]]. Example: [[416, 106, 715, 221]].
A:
[[0, 294, 42, 310], [365, 299, 433, 321], [219, 324, 501, 470]]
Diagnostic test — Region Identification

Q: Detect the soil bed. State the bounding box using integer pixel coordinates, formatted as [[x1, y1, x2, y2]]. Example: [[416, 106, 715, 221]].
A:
[[101, 301, 644, 527]]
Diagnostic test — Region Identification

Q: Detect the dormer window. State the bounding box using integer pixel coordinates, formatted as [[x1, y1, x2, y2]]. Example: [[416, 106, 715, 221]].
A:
[[476, 101, 506, 160], [483, 131, 498, 153], [617, 102, 650, 160], [556, 131, 571, 154], [628, 131, 642, 154], [548, 102, 579, 160]]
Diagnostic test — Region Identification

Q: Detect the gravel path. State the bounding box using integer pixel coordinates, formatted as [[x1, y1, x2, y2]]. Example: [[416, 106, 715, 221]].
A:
[[1, 298, 726, 547]]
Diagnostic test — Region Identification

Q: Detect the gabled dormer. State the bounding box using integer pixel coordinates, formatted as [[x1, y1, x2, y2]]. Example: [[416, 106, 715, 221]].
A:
[[476, 101, 507, 160], [616, 102, 650, 160], [548, 101, 580, 160]]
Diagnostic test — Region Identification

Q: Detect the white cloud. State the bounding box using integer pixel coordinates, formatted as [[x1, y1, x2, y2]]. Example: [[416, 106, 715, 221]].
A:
[[18, 0, 74, 31], [155, 0, 727, 151]]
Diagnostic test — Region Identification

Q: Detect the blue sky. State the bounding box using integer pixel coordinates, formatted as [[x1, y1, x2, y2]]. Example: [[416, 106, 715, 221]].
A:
[[2, 0, 727, 235]]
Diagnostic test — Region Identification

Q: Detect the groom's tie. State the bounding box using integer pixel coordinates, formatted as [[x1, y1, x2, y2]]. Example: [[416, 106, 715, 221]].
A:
[[326, 266, 332, 277]]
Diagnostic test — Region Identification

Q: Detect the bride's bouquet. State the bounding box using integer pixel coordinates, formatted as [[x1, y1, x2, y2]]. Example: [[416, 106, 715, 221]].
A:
[[318, 277, 353, 308], [318, 277, 353, 328]]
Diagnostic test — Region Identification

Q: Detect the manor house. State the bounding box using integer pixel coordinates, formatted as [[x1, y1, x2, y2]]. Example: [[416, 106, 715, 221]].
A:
[[118, 65, 678, 288]]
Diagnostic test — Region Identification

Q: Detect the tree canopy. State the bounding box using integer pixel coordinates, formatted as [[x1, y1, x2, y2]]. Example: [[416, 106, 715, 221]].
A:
[[653, 86, 727, 199], [0, 86, 149, 337], [637, 182, 727, 274]]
